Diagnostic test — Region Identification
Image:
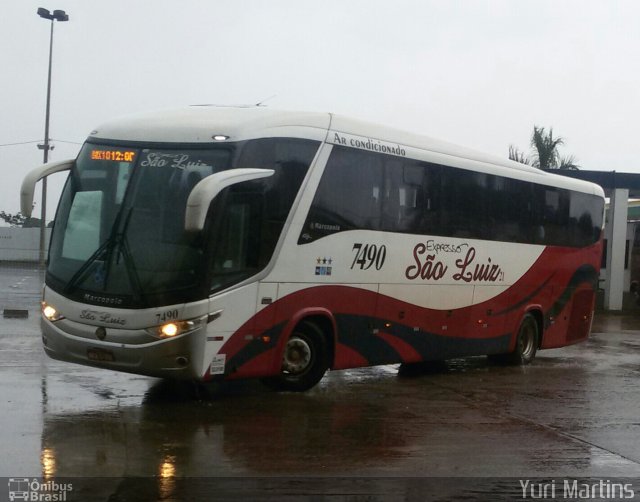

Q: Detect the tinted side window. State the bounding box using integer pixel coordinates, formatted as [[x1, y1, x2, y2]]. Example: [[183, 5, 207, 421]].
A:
[[300, 144, 603, 248], [238, 138, 320, 222], [399, 162, 442, 235], [440, 169, 490, 239], [238, 138, 319, 265], [570, 191, 603, 246], [302, 147, 446, 242], [382, 158, 441, 234], [301, 147, 384, 242], [487, 178, 534, 243]]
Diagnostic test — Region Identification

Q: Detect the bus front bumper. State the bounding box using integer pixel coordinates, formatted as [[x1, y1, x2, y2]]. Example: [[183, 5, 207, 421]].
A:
[[41, 317, 204, 380]]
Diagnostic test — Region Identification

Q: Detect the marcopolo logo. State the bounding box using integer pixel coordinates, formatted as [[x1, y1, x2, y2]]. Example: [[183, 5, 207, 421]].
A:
[[7, 478, 72, 501]]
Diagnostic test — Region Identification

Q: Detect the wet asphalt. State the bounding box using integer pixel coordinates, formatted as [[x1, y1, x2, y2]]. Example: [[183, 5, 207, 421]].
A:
[[1, 264, 640, 501]]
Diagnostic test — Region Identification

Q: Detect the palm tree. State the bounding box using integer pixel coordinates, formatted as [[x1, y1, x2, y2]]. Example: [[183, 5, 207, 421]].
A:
[[509, 126, 580, 170], [527, 126, 580, 170], [530, 126, 564, 169], [508, 145, 530, 165], [557, 155, 579, 170]]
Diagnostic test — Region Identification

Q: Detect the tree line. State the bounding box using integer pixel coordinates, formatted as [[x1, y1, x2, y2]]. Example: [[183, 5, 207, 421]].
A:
[[0, 211, 52, 228]]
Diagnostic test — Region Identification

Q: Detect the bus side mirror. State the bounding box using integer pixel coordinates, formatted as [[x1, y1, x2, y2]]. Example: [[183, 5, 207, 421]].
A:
[[184, 168, 275, 232], [20, 159, 74, 217]]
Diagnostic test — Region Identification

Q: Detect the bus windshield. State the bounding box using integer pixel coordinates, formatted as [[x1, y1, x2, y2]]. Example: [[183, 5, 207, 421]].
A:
[[48, 143, 232, 307]]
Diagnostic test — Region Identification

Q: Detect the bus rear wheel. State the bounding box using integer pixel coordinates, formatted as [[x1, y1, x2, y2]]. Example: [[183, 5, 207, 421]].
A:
[[262, 321, 329, 392], [507, 313, 539, 365], [489, 313, 539, 365]]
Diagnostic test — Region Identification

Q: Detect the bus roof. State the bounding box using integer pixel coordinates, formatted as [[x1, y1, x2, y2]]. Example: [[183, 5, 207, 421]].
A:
[[90, 106, 604, 197], [91, 106, 332, 144]]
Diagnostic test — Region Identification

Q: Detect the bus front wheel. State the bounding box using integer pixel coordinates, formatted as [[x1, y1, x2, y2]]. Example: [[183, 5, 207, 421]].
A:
[[262, 321, 329, 392]]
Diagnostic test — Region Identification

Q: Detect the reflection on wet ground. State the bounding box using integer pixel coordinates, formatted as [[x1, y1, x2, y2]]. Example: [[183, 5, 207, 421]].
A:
[[1, 283, 640, 499], [592, 312, 640, 333], [31, 333, 640, 479]]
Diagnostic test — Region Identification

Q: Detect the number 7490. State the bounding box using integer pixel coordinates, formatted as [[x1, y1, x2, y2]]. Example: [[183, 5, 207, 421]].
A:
[[351, 243, 387, 270]]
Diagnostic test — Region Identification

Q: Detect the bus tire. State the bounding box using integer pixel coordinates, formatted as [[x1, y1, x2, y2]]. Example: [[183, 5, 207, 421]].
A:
[[507, 313, 539, 365], [262, 321, 329, 392]]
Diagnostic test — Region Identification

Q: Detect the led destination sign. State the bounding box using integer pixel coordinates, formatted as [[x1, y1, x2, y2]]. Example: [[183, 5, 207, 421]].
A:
[[90, 149, 136, 162]]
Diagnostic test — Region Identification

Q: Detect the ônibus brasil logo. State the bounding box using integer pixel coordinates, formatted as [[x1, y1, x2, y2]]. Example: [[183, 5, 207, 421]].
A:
[[7, 478, 72, 501]]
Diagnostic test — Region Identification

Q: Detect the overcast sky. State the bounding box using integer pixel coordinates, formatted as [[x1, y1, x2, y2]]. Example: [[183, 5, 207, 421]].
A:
[[2, 0, 639, 220]]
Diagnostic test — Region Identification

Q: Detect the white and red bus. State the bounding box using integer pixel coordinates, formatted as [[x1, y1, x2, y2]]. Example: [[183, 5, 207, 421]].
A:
[[22, 107, 605, 391]]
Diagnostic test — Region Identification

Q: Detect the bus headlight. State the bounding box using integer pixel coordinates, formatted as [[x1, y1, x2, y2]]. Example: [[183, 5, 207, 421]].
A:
[[161, 323, 180, 337], [147, 318, 203, 339], [42, 302, 65, 322]]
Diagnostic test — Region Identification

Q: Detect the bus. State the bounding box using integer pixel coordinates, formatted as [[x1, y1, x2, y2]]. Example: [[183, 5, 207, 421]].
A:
[[21, 107, 605, 391]]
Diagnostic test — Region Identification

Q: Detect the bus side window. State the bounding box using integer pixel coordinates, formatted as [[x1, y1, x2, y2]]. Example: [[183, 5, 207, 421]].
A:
[[303, 146, 384, 239], [237, 137, 319, 261], [208, 189, 265, 292], [381, 159, 404, 231], [542, 187, 562, 245], [400, 162, 440, 235], [500, 178, 532, 243], [441, 168, 483, 238], [570, 191, 600, 246]]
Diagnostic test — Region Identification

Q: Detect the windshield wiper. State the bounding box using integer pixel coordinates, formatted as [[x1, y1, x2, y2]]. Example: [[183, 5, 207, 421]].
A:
[[103, 207, 144, 302], [63, 239, 111, 294], [63, 206, 138, 297]]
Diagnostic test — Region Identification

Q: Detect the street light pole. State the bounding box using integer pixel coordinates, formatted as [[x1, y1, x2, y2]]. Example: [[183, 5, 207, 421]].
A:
[[37, 7, 68, 268]]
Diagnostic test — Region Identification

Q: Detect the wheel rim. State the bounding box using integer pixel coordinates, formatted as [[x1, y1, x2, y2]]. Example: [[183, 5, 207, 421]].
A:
[[519, 321, 537, 360], [282, 336, 312, 375]]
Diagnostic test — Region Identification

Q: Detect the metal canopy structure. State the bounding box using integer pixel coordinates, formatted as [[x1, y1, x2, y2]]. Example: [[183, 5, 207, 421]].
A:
[[546, 170, 640, 197], [544, 169, 640, 310]]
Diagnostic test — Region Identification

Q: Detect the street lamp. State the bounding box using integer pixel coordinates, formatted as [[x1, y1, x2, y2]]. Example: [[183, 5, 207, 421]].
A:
[[37, 7, 69, 267]]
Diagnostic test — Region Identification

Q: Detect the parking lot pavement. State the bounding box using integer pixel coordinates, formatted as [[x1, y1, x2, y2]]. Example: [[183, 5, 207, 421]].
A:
[[0, 263, 43, 314], [1, 264, 640, 500]]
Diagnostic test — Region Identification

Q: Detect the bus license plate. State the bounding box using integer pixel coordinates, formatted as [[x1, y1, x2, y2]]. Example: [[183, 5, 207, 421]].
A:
[[87, 348, 115, 362]]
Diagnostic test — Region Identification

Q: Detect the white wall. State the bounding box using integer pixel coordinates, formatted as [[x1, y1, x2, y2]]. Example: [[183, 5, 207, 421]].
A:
[[0, 227, 51, 262]]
